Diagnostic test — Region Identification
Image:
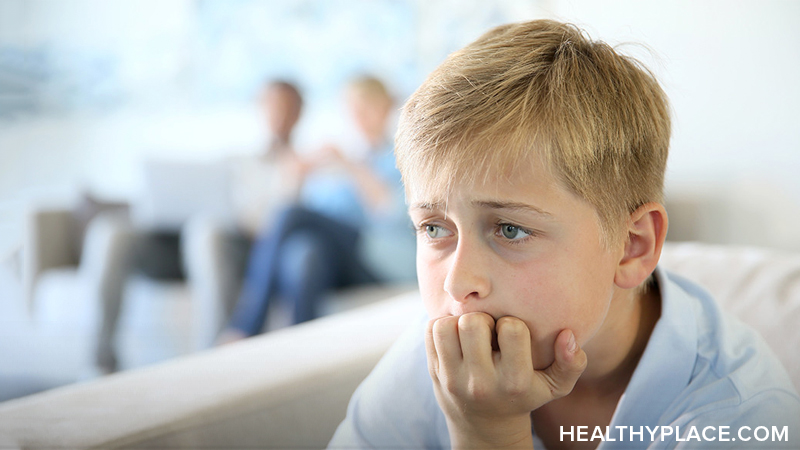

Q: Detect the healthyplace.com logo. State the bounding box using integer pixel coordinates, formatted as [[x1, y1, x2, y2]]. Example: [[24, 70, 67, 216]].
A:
[[560, 426, 789, 443]]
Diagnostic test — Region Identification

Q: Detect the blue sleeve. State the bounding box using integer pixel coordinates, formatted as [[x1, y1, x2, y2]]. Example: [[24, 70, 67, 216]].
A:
[[370, 144, 406, 209], [328, 314, 450, 449], [301, 171, 366, 227], [358, 146, 417, 283]]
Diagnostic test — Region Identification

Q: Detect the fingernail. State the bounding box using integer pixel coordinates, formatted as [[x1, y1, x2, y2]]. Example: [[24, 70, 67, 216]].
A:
[[567, 331, 578, 353]]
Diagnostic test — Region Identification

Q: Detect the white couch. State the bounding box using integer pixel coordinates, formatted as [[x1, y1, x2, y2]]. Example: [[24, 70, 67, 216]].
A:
[[23, 190, 415, 378], [23, 204, 197, 376], [2, 242, 798, 449]]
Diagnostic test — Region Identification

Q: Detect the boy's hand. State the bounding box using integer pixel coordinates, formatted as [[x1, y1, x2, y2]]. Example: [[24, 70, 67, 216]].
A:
[[425, 313, 587, 449]]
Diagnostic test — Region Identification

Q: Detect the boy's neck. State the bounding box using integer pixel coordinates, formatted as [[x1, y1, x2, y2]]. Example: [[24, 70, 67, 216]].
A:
[[531, 281, 661, 449], [576, 278, 661, 393]]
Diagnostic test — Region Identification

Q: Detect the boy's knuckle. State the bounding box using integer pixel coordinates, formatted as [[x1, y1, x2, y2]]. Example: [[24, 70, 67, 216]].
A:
[[426, 319, 437, 334], [431, 319, 451, 340], [499, 321, 526, 340], [499, 316, 524, 332], [505, 383, 526, 399], [457, 314, 476, 332], [426, 362, 439, 380], [501, 374, 528, 398], [547, 375, 573, 399], [457, 313, 489, 333], [441, 374, 461, 396], [465, 378, 490, 402]]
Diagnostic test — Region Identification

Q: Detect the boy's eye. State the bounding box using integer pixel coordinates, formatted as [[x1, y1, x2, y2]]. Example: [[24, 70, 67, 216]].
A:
[[425, 224, 450, 239], [499, 224, 530, 240]]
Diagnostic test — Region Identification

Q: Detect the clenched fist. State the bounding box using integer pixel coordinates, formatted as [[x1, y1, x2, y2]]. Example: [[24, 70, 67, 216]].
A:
[[425, 312, 587, 449]]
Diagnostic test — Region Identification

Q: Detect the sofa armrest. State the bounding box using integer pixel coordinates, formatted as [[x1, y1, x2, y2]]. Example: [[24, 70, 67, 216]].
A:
[[23, 207, 77, 310], [0, 291, 423, 450]]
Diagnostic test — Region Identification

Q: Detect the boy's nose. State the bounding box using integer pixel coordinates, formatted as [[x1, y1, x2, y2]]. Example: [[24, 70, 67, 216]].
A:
[[443, 240, 491, 303]]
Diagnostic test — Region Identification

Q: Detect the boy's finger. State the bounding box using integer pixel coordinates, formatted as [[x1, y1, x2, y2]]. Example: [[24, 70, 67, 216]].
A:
[[457, 312, 495, 369], [495, 316, 533, 369], [431, 316, 463, 371], [424, 319, 439, 378], [537, 329, 587, 401]]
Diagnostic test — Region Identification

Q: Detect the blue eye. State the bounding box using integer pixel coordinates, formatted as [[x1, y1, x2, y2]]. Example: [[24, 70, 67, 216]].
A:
[[426, 224, 447, 239], [499, 224, 530, 240]]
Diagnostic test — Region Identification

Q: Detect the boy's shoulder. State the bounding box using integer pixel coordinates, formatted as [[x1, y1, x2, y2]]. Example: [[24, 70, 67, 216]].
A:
[[328, 311, 449, 449], [616, 269, 800, 444], [661, 269, 798, 404]]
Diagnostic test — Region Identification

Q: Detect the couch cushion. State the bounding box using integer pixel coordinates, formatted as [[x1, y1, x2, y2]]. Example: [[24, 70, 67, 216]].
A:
[[0, 292, 423, 450], [116, 275, 194, 370], [29, 268, 98, 382]]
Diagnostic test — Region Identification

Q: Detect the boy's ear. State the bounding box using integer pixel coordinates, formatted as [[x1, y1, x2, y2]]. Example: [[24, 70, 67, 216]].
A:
[[615, 202, 668, 290]]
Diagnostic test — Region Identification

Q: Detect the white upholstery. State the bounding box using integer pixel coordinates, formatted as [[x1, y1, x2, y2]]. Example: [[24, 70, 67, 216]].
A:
[[0, 294, 422, 449], [24, 208, 194, 375], [25, 204, 416, 381], [1, 242, 797, 449]]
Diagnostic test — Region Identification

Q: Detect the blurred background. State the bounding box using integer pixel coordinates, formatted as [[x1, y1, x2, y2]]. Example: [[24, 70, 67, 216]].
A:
[[1, 0, 799, 401]]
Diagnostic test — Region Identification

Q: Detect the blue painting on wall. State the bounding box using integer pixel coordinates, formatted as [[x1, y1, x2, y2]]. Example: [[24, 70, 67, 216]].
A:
[[0, 0, 543, 119]]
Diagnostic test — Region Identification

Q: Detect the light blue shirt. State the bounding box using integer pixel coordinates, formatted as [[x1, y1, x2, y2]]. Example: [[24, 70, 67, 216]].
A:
[[301, 144, 416, 283], [300, 143, 403, 228], [329, 268, 800, 449]]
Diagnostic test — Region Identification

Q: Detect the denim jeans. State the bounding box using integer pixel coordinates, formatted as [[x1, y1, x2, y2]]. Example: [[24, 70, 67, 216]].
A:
[[228, 205, 378, 336]]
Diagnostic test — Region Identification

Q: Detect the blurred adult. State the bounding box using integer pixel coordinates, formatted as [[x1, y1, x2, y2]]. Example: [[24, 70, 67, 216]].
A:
[[181, 79, 309, 351], [230, 80, 307, 236], [94, 80, 309, 374]]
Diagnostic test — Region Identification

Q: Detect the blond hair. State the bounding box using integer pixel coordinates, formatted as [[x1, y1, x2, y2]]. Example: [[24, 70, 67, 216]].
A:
[[395, 20, 670, 245], [347, 75, 392, 107]]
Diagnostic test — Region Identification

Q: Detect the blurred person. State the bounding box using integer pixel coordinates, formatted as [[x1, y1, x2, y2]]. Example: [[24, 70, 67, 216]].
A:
[[94, 80, 307, 373], [230, 80, 308, 237], [181, 79, 310, 350], [217, 75, 415, 344]]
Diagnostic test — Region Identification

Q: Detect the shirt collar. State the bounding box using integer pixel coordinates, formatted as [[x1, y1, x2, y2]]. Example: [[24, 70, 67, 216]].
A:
[[606, 266, 698, 430]]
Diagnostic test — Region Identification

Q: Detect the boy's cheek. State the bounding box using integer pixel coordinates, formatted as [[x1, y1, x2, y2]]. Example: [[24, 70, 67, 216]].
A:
[[417, 274, 440, 317], [417, 261, 448, 317], [528, 326, 560, 370]]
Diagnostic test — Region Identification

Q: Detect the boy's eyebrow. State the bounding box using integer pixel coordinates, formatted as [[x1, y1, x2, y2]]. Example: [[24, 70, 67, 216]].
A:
[[409, 201, 445, 211], [472, 200, 553, 217], [409, 200, 552, 217]]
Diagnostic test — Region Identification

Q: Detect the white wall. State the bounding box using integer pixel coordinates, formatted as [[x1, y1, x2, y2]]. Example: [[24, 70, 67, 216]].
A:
[[540, 0, 800, 249], [0, 106, 264, 258], [0, 0, 545, 259]]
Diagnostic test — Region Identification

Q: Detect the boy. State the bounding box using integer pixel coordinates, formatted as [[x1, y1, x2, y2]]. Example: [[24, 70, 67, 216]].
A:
[[329, 20, 800, 449]]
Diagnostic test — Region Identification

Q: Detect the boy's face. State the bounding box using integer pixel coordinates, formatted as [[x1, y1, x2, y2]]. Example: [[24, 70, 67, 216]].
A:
[[408, 157, 623, 370]]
